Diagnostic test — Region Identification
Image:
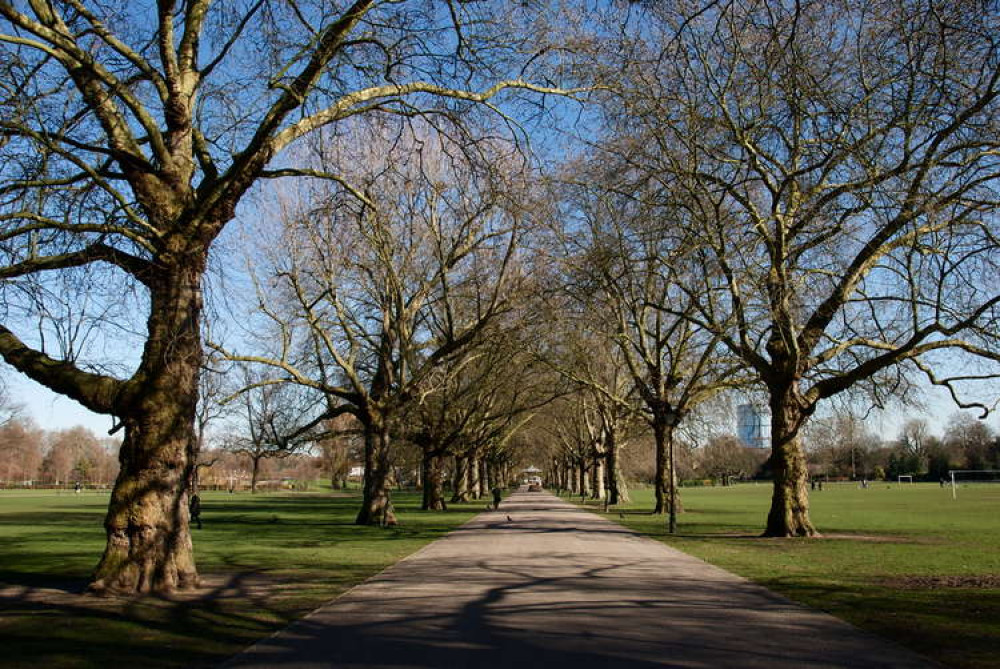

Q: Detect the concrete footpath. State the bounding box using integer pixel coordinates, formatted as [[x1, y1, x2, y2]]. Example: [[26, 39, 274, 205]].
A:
[[223, 489, 938, 668]]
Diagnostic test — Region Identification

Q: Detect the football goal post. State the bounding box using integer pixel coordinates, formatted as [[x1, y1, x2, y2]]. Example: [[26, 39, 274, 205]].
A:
[[897, 475, 914, 487], [948, 470, 1000, 500]]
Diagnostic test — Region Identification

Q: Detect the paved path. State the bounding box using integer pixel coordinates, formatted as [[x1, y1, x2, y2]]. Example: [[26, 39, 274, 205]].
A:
[[224, 490, 937, 668]]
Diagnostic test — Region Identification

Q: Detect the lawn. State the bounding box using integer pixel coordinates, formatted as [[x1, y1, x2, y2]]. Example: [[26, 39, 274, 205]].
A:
[[0, 487, 483, 668], [572, 482, 1000, 669]]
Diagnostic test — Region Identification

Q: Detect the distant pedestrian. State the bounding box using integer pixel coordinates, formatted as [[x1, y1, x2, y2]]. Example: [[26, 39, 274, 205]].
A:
[[491, 486, 502, 511], [74, 481, 82, 494], [810, 480, 816, 491], [189, 493, 202, 529]]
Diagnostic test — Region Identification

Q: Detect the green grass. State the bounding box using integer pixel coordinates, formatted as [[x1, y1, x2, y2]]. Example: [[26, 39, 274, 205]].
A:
[[0, 487, 482, 668], [572, 482, 1000, 669]]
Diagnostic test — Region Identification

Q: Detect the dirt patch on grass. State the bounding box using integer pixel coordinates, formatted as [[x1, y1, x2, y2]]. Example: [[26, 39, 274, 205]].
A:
[[821, 533, 915, 543], [883, 574, 1000, 590]]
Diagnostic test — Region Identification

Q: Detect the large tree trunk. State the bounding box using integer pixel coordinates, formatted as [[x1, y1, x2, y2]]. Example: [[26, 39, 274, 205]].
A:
[[421, 451, 447, 511], [607, 439, 629, 505], [615, 465, 631, 504], [590, 452, 606, 500], [653, 418, 682, 515], [250, 455, 261, 494], [478, 459, 489, 496], [451, 455, 470, 503], [356, 419, 396, 526], [469, 454, 482, 499], [764, 383, 818, 537], [577, 461, 589, 497], [90, 262, 203, 594], [653, 420, 667, 514]]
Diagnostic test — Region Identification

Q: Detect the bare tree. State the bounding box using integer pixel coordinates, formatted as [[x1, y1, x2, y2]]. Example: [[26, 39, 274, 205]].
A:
[[406, 323, 552, 510], [698, 434, 767, 485], [804, 410, 881, 480], [219, 122, 533, 524], [223, 366, 320, 493], [0, 417, 43, 484], [944, 412, 997, 470], [0, 0, 578, 591], [550, 170, 747, 527], [601, 0, 1000, 536], [316, 414, 362, 490]]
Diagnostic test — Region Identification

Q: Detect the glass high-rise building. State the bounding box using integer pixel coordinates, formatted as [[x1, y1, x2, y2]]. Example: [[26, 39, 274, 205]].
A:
[[736, 404, 770, 449]]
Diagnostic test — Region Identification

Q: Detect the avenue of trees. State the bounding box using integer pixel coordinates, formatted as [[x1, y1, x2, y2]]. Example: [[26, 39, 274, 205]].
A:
[[0, 0, 576, 592], [1, 0, 999, 592]]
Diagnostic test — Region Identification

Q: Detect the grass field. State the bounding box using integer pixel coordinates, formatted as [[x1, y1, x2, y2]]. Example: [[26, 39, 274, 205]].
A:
[[572, 482, 1000, 669], [0, 488, 483, 668]]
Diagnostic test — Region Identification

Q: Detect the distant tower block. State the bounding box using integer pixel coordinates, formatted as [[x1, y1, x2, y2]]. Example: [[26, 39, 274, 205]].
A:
[[737, 404, 770, 449]]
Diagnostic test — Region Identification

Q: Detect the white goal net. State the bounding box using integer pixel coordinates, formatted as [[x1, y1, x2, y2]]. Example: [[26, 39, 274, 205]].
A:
[[948, 470, 1000, 499]]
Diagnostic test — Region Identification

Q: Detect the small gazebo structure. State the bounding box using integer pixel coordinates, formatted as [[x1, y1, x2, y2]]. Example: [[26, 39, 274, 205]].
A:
[[521, 465, 542, 484]]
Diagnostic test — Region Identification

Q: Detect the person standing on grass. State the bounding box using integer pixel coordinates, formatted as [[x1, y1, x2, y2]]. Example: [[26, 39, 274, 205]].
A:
[[189, 493, 202, 530], [492, 486, 503, 511]]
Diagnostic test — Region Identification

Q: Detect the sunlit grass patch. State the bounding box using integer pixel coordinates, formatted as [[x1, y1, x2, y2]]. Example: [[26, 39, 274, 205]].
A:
[[575, 482, 1000, 669], [0, 487, 482, 668]]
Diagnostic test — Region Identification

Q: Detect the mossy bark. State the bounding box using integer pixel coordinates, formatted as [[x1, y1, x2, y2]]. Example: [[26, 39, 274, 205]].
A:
[[451, 455, 471, 503], [90, 261, 203, 594], [764, 383, 818, 537], [590, 453, 606, 500], [355, 419, 396, 526], [468, 454, 482, 499], [421, 452, 447, 511]]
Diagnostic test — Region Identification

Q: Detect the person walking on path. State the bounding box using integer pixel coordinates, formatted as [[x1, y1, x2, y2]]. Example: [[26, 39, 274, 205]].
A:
[[491, 486, 502, 510]]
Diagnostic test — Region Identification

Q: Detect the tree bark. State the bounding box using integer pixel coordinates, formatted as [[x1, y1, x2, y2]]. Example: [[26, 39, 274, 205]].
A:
[[250, 455, 261, 494], [421, 451, 447, 511], [590, 452, 606, 500], [355, 418, 396, 526], [764, 382, 818, 537], [90, 261, 203, 594], [478, 459, 489, 496], [653, 419, 667, 514], [451, 455, 470, 503], [469, 454, 482, 499], [607, 439, 627, 505], [652, 418, 682, 516]]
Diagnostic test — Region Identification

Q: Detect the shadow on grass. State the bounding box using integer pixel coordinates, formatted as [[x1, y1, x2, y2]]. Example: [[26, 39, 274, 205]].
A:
[[0, 510, 106, 526], [0, 490, 482, 668], [759, 578, 1000, 668], [0, 569, 339, 668]]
